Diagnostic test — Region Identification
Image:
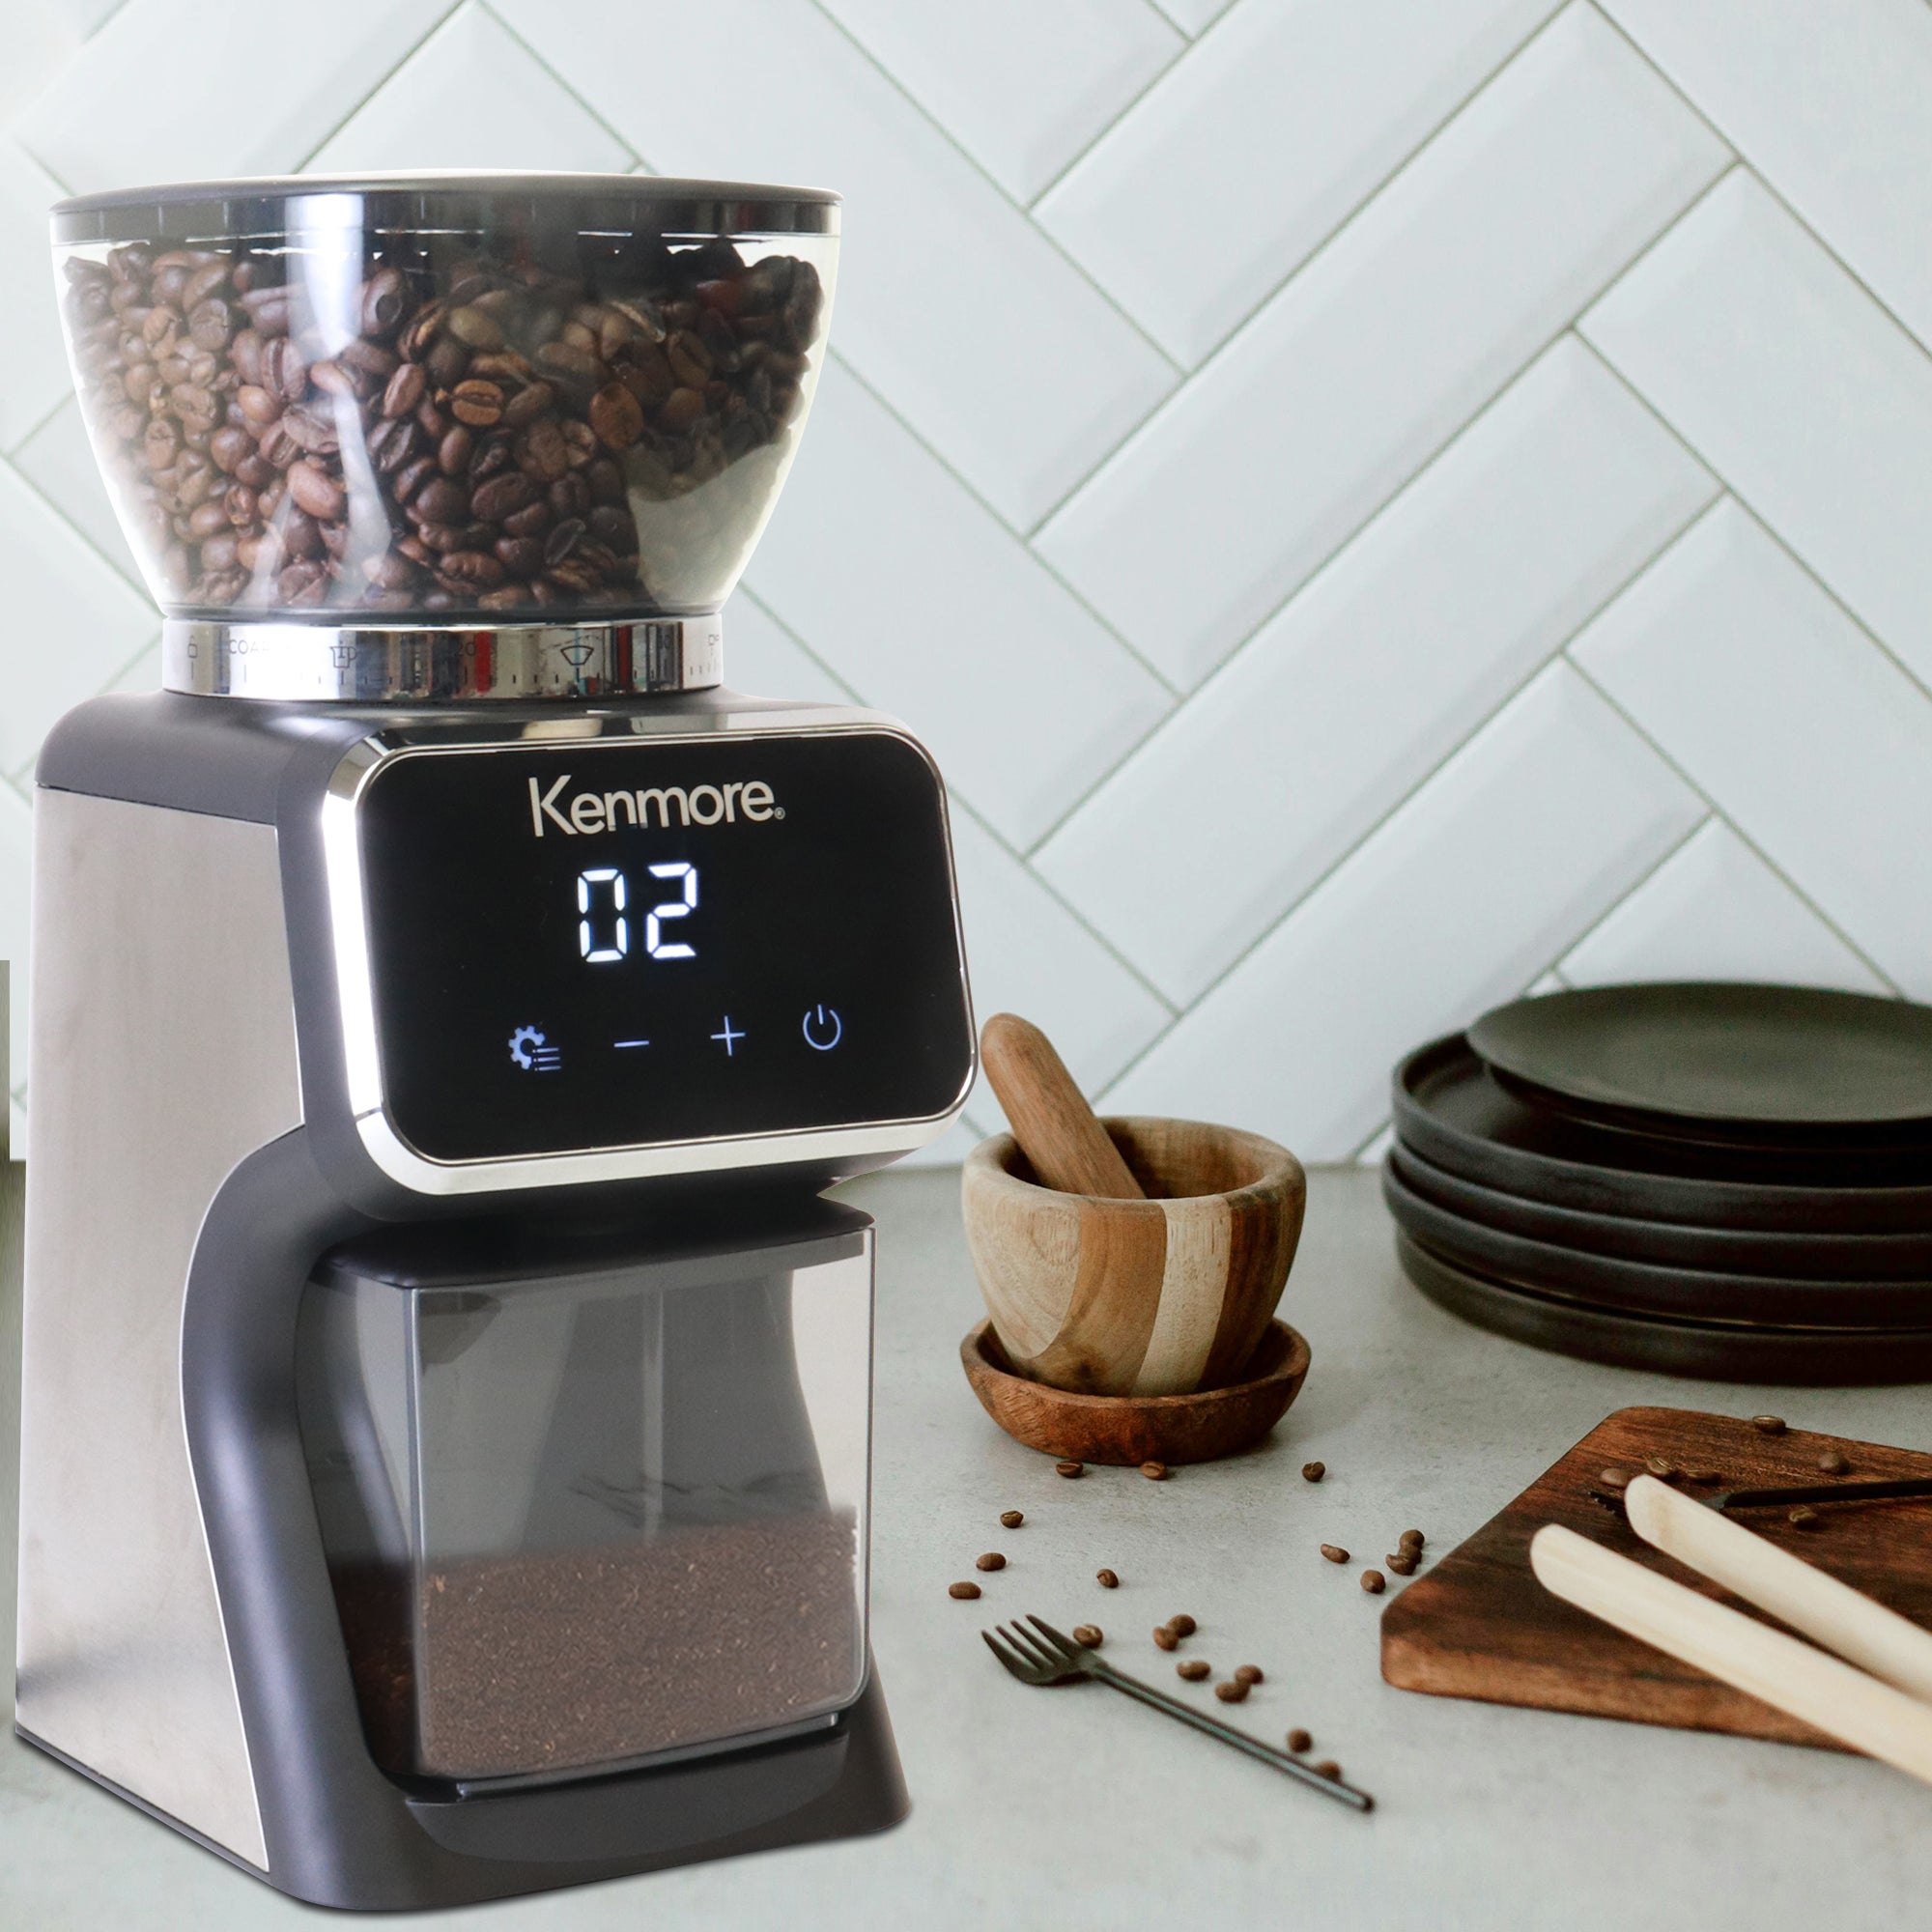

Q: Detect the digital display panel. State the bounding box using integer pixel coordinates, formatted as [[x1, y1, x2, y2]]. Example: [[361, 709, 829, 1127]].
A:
[[355, 729, 974, 1163]]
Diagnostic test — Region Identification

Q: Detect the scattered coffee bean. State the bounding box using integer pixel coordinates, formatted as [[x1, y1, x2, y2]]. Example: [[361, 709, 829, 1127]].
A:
[[1682, 1468, 1721, 1485], [1312, 1760, 1342, 1781], [1235, 1664, 1264, 1686], [1399, 1529, 1425, 1551], [949, 1581, 981, 1600], [976, 1552, 1006, 1573], [1096, 1568, 1120, 1589], [1142, 1462, 1169, 1481], [1321, 1544, 1350, 1564], [1177, 1660, 1211, 1682], [1361, 1570, 1386, 1595], [1386, 1551, 1417, 1577], [1056, 1461, 1084, 1479], [1789, 1507, 1821, 1530], [1168, 1614, 1198, 1638], [1287, 1728, 1313, 1754], [1214, 1680, 1250, 1704], [999, 1510, 1023, 1529], [1073, 1626, 1104, 1649], [1301, 1462, 1325, 1483], [1152, 1626, 1179, 1651], [1644, 1456, 1678, 1480], [1752, 1415, 1787, 1435], [1818, 1450, 1850, 1475], [1598, 1467, 1635, 1492]]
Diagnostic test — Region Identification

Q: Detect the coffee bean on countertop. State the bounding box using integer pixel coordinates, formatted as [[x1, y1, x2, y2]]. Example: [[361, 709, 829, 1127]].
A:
[[1056, 1461, 1084, 1479], [1073, 1626, 1103, 1649], [1096, 1569, 1120, 1589], [1142, 1462, 1169, 1481], [1301, 1462, 1325, 1483], [976, 1552, 1006, 1572], [1598, 1467, 1635, 1492], [1214, 1680, 1250, 1704], [1682, 1469, 1721, 1484], [1818, 1450, 1851, 1475], [1789, 1507, 1821, 1530], [1287, 1728, 1312, 1754], [1321, 1545, 1350, 1564], [1361, 1570, 1386, 1595], [1178, 1660, 1211, 1681], [1152, 1626, 1179, 1651], [1000, 1510, 1024, 1529], [1644, 1456, 1678, 1480], [1399, 1529, 1425, 1550], [1752, 1415, 1787, 1435], [1235, 1664, 1264, 1686], [1386, 1551, 1417, 1577], [1312, 1761, 1342, 1781], [1168, 1614, 1198, 1638], [949, 1581, 981, 1600]]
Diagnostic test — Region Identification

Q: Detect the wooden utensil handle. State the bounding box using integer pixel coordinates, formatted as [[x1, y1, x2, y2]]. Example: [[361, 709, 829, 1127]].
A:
[[980, 1012, 1144, 1200], [1624, 1475, 1932, 1704], [1530, 1524, 1932, 1785]]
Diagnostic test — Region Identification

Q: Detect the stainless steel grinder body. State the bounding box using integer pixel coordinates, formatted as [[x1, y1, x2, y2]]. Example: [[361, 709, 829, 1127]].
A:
[[15, 637, 974, 1910]]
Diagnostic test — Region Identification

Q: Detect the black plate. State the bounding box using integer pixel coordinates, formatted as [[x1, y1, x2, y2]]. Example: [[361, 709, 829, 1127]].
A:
[[1389, 1141, 1932, 1280], [1468, 982, 1932, 1141], [1381, 1158, 1932, 1327], [1393, 1035, 1932, 1233], [1395, 1234, 1932, 1385]]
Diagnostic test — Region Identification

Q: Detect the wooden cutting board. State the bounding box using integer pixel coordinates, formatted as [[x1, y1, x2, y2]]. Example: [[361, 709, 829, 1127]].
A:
[[1380, 1405, 1932, 1748]]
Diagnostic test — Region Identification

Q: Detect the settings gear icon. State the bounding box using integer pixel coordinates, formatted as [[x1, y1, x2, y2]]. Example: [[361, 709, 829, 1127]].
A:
[[508, 1025, 561, 1072]]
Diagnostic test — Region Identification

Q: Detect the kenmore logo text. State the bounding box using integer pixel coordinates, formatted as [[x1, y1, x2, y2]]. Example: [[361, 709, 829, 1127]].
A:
[[528, 774, 782, 837]]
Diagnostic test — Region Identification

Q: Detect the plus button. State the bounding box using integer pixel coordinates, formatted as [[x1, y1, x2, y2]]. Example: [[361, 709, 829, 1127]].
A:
[[710, 1016, 746, 1057]]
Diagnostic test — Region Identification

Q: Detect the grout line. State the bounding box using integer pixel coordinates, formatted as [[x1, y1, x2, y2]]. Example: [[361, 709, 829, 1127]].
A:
[[0, 449, 153, 601], [735, 585, 1179, 1022], [802, 0, 1186, 378], [1022, 17, 1195, 213], [1022, 0, 1571, 532], [1571, 335, 1932, 709], [1586, 0, 1932, 360], [1015, 317, 1726, 862], [482, 0, 648, 168], [291, 0, 469, 167], [4, 391, 79, 466], [1527, 806, 1715, 979], [1079, 489, 1732, 1103], [819, 350, 1182, 696], [1560, 621, 1908, 1000]]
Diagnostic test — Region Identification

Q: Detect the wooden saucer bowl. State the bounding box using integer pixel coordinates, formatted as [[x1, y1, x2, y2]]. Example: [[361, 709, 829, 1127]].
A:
[[962, 1117, 1306, 1398], [959, 1318, 1312, 1465]]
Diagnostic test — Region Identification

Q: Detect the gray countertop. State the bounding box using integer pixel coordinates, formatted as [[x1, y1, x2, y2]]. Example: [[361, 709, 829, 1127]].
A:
[[6, 1161, 1932, 1929]]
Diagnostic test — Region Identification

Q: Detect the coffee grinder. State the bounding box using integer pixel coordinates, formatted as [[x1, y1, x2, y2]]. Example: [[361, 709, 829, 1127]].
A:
[[18, 175, 975, 1909]]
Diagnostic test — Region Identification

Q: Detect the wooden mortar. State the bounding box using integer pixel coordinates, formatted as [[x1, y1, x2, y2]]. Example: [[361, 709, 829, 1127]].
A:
[[961, 1116, 1306, 1398]]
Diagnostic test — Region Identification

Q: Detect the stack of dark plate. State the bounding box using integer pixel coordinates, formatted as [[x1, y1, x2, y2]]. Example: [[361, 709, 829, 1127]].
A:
[[1384, 983, 1932, 1384]]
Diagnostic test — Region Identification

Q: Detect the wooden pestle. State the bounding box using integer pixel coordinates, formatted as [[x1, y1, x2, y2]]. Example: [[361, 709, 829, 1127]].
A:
[[980, 1012, 1144, 1200]]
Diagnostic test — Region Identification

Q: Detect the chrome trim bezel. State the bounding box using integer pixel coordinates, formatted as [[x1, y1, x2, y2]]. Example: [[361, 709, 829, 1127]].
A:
[[164, 617, 723, 702], [319, 707, 976, 1195]]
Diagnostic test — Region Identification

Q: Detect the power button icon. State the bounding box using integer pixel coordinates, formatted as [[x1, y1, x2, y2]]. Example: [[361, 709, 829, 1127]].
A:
[[802, 1004, 843, 1051]]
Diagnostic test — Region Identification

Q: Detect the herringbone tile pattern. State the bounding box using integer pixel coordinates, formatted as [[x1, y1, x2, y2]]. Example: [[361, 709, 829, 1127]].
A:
[[4, 0, 1931, 1164]]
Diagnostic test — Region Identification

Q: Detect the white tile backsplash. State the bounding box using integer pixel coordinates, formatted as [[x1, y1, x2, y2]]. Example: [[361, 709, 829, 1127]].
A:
[[0, 779, 29, 1109], [742, 358, 1174, 850], [1036, 338, 1716, 1004], [1572, 499, 1932, 998], [1037, 0, 1563, 366], [1, 0, 1927, 1156], [820, 0, 1182, 205], [494, 0, 1178, 531], [308, 4, 632, 177], [1558, 817, 1889, 996], [1035, 4, 1731, 689], [1582, 171, 1932, 691], [1601, 0, 1932, 355], [1103, 663, 1704, 1157]]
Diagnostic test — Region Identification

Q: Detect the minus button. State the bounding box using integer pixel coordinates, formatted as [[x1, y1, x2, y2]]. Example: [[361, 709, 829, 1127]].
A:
[[613, 1037, 651, 1049]]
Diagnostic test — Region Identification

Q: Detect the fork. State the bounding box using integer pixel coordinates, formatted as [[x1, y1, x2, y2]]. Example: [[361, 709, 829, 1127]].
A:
[[982, 1615, 1374, 1811]]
